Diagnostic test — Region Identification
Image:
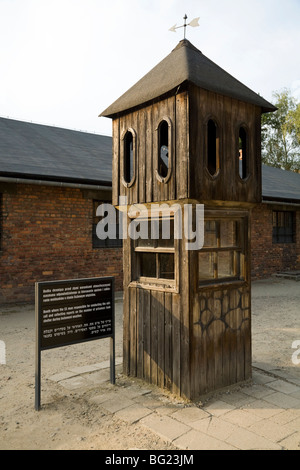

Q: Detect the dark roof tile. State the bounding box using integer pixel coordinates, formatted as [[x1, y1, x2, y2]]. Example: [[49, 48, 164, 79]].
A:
[[1, 117, 299, 203], [0, 117, 112, 185], [101, 40, 276, 118]]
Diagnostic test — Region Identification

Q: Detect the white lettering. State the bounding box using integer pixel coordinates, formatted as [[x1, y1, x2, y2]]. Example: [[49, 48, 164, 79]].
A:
[[292, 340, 300, 365]]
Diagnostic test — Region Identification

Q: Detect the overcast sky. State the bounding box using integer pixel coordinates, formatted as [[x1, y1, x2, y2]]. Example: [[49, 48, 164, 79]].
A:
[[0, 0, 299, 137]]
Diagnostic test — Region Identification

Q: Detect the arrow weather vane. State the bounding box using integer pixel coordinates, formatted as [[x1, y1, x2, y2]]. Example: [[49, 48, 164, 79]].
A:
[[169, 14, 200, 40]]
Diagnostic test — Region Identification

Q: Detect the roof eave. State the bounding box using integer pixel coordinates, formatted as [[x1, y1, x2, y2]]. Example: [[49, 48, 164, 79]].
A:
[[0, 171, 112, 188]]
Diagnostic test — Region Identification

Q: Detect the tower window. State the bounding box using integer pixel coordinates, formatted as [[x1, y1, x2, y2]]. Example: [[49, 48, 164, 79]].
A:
[[158, 120, 169, 179], [207, 119, 220, 176], [124, 130, 134, 184], [239, 127, 248, 180], [156, 117, 173, 183]]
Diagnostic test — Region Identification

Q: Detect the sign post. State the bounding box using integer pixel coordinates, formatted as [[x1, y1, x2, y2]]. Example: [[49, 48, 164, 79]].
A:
[[35, 276, 115, 411]]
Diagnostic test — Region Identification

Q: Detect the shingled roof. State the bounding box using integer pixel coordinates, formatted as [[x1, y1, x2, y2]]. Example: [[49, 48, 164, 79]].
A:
[[101, 39, 276, 118], [0, 117, 299, 203], [262, 165, 300, 203], [0, 117, 112, 186]]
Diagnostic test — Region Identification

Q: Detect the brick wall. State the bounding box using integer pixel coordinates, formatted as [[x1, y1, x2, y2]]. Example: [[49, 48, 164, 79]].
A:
[[1, 183, 299, 304], [0, 183, 123, 304], [251, 203, 300, 279]]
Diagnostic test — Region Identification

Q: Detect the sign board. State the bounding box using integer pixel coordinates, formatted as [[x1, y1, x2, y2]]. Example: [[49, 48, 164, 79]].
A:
[[35, 277, 115, 410]]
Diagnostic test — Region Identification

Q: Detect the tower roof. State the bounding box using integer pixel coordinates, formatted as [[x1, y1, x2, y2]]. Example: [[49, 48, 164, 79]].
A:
[[101, 39, 276, 118]]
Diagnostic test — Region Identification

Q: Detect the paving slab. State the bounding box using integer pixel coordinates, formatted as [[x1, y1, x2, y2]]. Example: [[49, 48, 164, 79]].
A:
[[58, 376, 91, 390], [174, 429, 237, 451], [48, 370, 79, 382], [171, 406, 210, 425], [116, 386, 152, 400], [203, 400, 236, 417], [245, 399, 284, 419], [140, 414, 190, 442], [115, 403, 153, 424], [68, 364, 100, 375], [278, 431, 300, 450], [262, 392, 300, 410], [134, 394, 166, 410], [99, 395, 135, 414], [189, 416, 239, 441], [85, 369, 111, 385], [265, 379, 300, 395], [290, 390, 300, 400], [220, 390, 257, 407], [221, 409, 264, 428], [248, 418, 297, 443], [252, 370, 277, 385], [155, 404, 183, 416], [225, 426, 283, 450], [268, 409, 300, 426], [242, 384, 277, 399]]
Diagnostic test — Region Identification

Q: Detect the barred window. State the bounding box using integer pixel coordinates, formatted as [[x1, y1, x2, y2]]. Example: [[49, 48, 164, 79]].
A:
[[272, 211, 295, 244]]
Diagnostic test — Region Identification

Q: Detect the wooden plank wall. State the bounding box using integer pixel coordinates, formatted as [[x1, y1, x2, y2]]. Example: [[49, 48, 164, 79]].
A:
[[191, 285, 251, 399], [112, 86, 262, 207], [123, 283, 251, 400], [112, 91, 189, 206], [189, 85, 262, 204], [123, 287, 184, 396]]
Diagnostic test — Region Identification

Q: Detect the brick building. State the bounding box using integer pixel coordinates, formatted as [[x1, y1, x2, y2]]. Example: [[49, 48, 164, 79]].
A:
[[0, 118, 123, 304], [0, 117, 299, 304], [251, 165, 300, 278]]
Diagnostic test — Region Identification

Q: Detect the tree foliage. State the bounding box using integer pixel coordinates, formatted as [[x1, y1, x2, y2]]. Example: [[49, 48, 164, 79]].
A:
[[261, 89, 300, 171]]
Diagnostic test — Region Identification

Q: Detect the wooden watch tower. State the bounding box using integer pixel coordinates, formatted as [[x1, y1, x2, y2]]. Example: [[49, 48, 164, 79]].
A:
[[101, 39, 276, 400]]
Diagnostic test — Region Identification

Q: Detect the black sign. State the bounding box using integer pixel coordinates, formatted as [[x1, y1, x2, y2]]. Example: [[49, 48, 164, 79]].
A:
[[35, 277, 115, 410], [36, 277, 114, 350]]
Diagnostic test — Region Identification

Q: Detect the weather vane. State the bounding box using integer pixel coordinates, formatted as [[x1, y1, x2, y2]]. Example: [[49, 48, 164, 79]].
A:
[[169, 14, 200, 40]]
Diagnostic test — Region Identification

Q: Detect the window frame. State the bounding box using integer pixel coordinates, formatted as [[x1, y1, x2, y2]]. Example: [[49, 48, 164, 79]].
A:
[[198, 213, 248, 289], [121, 127, 137, 188], [272, 210, 296, 244], [155, 116, 173, 183], [238, 124, 250, 181], [129, 208, 179, 292], [205, 117, 221, 178]]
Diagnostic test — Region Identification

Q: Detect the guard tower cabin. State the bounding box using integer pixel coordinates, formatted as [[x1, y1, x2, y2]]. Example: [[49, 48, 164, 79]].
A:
[[101, 39, 276, 400]]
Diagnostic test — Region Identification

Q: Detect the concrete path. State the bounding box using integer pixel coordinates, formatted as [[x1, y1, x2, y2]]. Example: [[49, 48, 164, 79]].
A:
[[49, 358, 300, 450]]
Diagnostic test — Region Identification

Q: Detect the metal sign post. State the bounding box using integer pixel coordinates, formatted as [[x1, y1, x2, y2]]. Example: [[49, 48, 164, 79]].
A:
[[35, 276, 115, 411]]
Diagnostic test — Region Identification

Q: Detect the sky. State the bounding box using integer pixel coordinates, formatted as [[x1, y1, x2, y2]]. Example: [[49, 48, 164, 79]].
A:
[[0, 0, 300, 137]]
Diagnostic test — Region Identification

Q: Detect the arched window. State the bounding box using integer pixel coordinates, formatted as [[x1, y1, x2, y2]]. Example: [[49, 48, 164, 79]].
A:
[[123, 129, 135, 186], [158, 120, 169, 179], [239, 127, 248, 180], [207, 119, 220, 176], [156, 117, 172, 183]]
